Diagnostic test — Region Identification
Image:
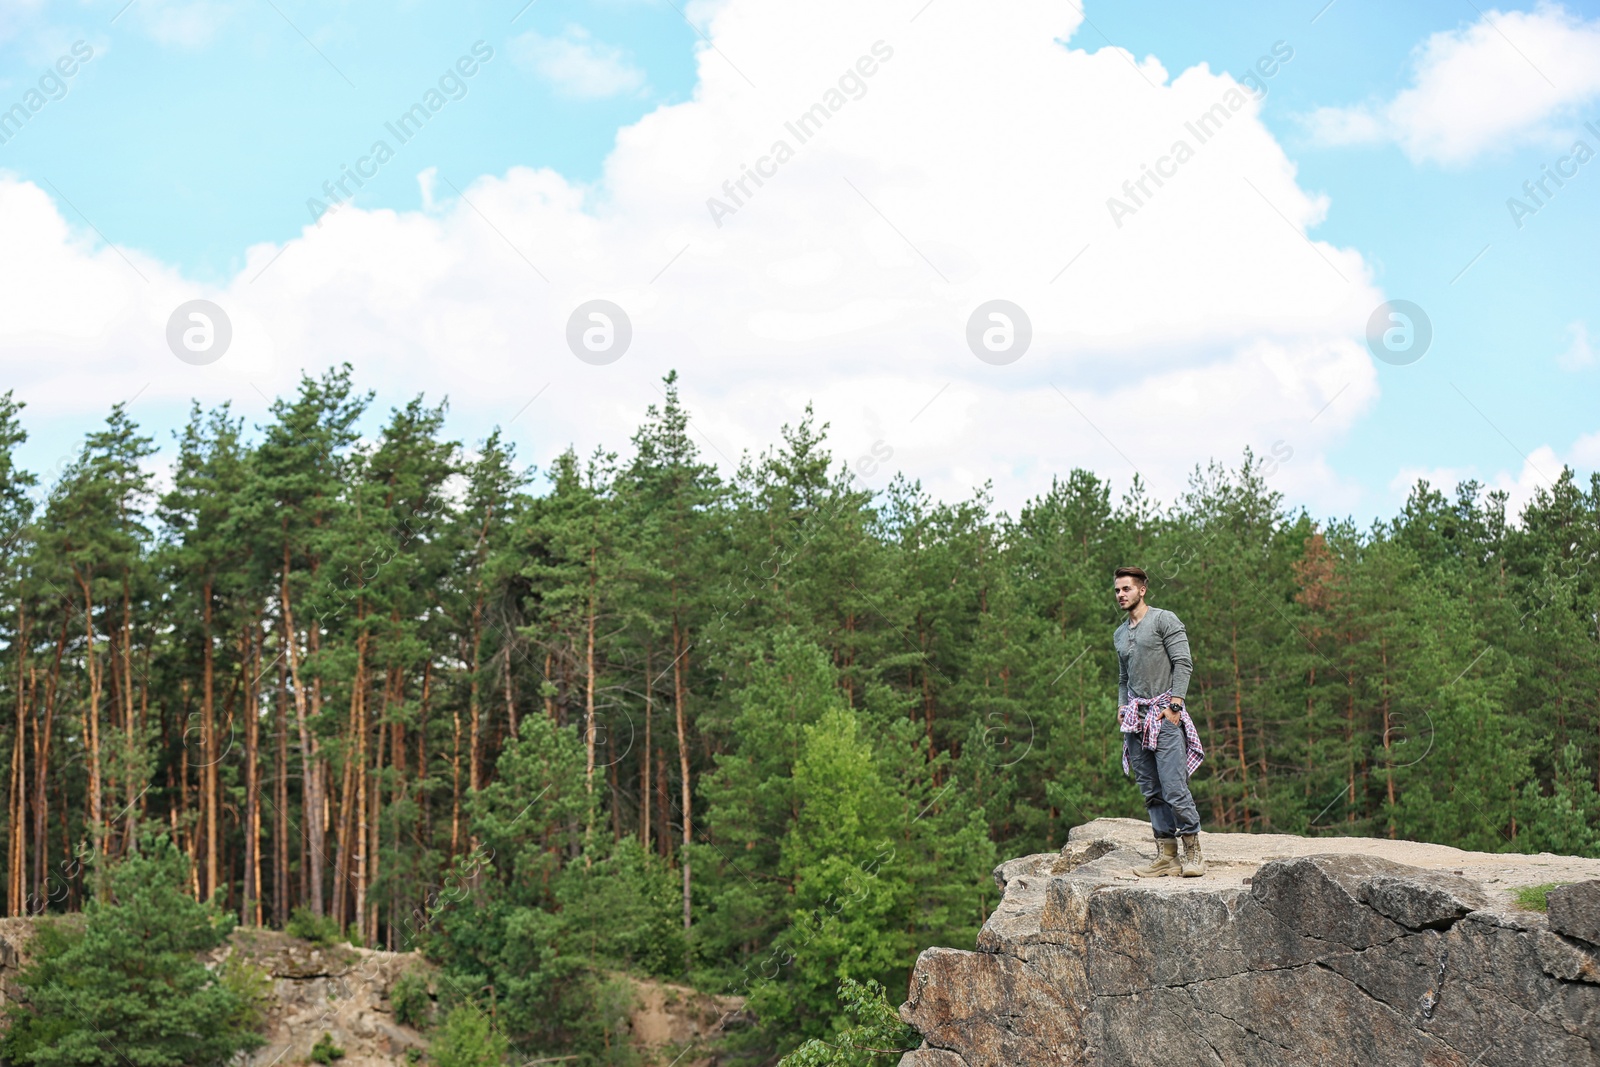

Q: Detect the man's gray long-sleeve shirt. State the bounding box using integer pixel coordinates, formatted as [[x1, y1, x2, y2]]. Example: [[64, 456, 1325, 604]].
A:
[[1113, 607, 1193, 706]]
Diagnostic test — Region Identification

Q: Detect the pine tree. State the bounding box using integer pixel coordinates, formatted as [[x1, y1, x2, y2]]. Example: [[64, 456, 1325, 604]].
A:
[[1, 836, 265, 1066], [243, 367, 369, 918]]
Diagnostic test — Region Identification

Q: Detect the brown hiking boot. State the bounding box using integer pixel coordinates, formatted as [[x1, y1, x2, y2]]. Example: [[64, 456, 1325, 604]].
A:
[[1180, 833, 1206, 877], [1132, 837, 1181, 877]]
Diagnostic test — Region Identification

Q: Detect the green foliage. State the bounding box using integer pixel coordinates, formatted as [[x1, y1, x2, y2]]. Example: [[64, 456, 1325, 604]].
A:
[[1511, 882, 1569, 911], [0, 836, 265, 1067], [700, 631, 993, 1051], [426, 719, 659, 1062], [554, 838, 686, 976], [217, 952, 274, 1036], [286, 907, 344, 946], [390, 970, 433, 1030], [309, 1032, 346, 1063], [429, 1004, 509, 1067], [778, 979, 920, 1067], [1516, 744, 1600, 857]]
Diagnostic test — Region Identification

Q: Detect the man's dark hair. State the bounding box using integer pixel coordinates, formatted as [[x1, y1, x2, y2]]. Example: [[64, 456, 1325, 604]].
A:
[[1114, 566, 1148, 586]]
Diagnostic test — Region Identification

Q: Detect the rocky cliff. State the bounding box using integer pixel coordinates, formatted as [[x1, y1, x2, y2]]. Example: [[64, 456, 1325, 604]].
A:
[[898, 818, 1600, 1066]]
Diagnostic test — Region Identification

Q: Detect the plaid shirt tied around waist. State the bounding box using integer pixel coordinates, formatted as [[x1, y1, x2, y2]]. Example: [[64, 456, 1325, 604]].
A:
[[1118, 691, 1205, 776]]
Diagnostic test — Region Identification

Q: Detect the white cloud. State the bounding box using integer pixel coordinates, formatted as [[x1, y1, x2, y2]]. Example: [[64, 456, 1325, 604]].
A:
[[1, 0, 1382, 516], [1557, 320, 1595, 370], [1307, 3, 1600, 164], [512, 26, 647, 100], [1571, 428, 1600, 468], [1391, 438, 1596, 524]]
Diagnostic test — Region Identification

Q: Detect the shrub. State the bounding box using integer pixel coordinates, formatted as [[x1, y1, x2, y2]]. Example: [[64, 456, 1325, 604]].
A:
[[309, 1032, 346, 1064], [390, 969, 433, 1030], [218, 952, 274, 1034], [431, 1003, 509, 1067], [285, 907, 344, 946]]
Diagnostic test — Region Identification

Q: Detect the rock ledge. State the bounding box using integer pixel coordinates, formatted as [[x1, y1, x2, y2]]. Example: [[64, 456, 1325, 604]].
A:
[[898, 818, 1600, 1066]]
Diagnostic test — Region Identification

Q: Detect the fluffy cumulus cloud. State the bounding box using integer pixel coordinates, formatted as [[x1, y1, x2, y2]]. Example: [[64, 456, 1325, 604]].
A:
[[1307, 2, 1600, 164], [1, 0, 1384, 514], [512, 26, 647, 99]]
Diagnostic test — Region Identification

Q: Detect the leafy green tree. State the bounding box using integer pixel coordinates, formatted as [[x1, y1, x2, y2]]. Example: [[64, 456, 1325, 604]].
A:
[[1, 836, 264, 1066], [431, 1003, 509, 1067], [759, 703, 903, 1038], [779, 978, 920, 1067]]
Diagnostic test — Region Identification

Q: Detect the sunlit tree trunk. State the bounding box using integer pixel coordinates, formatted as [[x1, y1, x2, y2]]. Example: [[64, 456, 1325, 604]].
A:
[[281, 543, 324, 915]]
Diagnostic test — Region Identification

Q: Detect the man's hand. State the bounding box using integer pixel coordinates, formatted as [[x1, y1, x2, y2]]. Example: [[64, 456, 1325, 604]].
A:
[[1164, 702, 1184, 724]]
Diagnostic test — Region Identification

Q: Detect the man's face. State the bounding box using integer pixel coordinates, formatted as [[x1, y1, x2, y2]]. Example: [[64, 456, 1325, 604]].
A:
[[1113, 577, 1145, 612]]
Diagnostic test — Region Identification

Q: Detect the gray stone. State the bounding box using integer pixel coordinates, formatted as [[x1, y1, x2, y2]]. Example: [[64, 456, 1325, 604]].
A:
[[1536, 929, 1600, 985], [1360, 869, 1488, 929], [898, 1051, 969, 1067], [897, 821, 1600, 1067], [1548, 880, 1600, 947]]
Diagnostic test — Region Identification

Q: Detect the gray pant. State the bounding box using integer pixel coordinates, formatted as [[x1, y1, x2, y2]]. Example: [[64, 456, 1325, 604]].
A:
[[1125, 721, 1201, 838]]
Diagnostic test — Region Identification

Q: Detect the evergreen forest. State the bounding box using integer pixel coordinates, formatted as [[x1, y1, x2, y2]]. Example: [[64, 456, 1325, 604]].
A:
[[0, 368, 1596, 1064]]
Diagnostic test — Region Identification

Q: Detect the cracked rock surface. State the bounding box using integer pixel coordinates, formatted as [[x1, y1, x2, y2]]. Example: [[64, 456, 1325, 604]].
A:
[[898, 818, 1600, 1066]]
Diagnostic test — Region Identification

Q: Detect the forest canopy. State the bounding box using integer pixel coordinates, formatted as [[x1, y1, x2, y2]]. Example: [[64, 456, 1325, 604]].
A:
[[0, 369, 1596, 1061]]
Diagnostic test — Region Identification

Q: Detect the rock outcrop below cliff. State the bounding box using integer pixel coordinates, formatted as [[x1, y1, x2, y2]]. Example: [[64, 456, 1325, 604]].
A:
[[223, 929, 431, 1067], [898, 818, 1600, 1066]]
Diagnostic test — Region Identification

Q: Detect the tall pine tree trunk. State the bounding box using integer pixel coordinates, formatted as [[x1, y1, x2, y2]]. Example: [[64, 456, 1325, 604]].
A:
[[76, 573, 103, 847], [503, 642, 516, 742], [281, 544, 324, 915], [673, 616, 691, 947], [202, 582, 217, 900], [120, 569, 136, 852], [242, 619, 261, 925], [655, 738, 669, 860], [417, 661, 431, 867], [640, 645, 651, 855], [468, 600, 483, 797], [1380, 636, 1397, 838], [33, 619, 66, 909], [275, 645, 290, 925], [1231, 621, 1250, 832], [9, 602, 27, 915], [353, 623, 369, 946], [450, 700, 462, 857], [585, 550, 598, 848]]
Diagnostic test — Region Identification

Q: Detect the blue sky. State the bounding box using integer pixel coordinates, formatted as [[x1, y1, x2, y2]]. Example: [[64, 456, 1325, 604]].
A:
[[1, 0, 1596, 523]]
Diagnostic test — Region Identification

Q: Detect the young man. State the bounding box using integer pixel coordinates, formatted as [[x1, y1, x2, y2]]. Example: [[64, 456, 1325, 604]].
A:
[[1112, 566, 1206, 877]]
